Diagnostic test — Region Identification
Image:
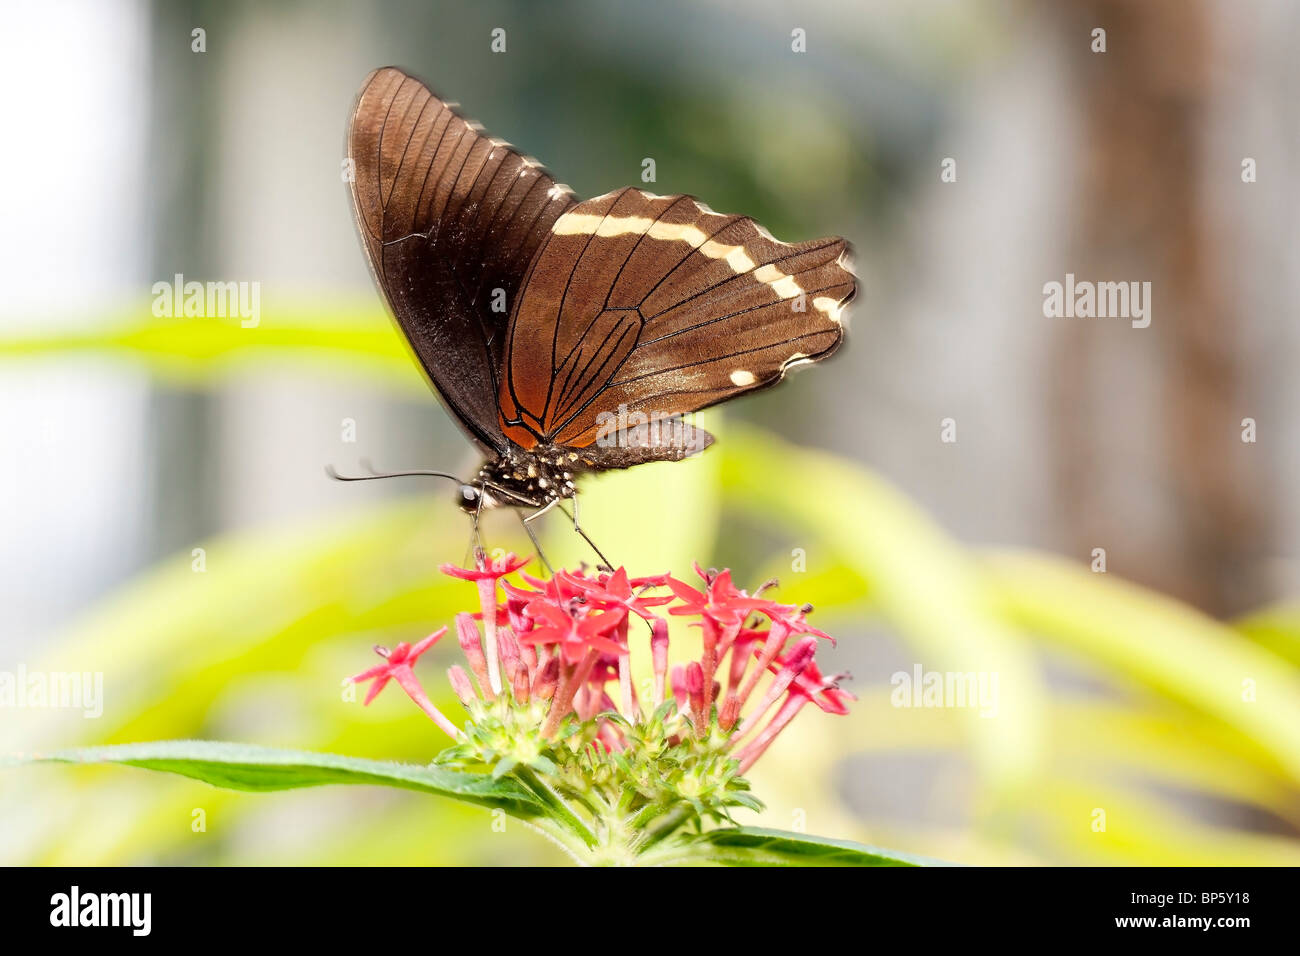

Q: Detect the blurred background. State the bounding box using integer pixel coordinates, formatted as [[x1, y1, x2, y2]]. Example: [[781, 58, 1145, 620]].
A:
[[3, 0, 1299, 865]]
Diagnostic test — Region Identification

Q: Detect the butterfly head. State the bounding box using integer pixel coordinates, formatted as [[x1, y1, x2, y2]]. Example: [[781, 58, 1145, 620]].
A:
[[455, 482, 491, 514]]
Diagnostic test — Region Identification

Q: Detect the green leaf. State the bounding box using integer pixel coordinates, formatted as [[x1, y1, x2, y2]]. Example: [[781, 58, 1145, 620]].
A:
[[982, 552, 1300, 785], [1235, 601, 1300, 669], [0, 298, 420, 391], [13, 741, 544, 816], [686, 826, 936, 867]]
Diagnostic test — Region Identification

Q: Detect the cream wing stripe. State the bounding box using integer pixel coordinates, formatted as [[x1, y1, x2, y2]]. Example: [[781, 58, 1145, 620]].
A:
[[753, 263, 804, 299], [548, 210, 844, 307], [812, 296, 846, 324], [551, 212, 760, 271]]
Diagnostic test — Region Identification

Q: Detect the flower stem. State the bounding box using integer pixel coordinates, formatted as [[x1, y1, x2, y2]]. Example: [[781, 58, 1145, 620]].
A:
[[636, 806, 695, 851], [513, 766, 598, 849], [519, 818, 589, 865]]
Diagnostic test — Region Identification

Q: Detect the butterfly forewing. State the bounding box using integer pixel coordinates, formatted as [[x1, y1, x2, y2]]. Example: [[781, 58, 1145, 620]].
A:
[[349, 69, 856, 480], [349, 67, 578, 453], [498, 188, 854, 450]]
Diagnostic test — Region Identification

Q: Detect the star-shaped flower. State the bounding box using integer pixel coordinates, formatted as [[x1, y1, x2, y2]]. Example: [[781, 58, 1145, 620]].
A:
[[518, 601, 628, 664], [440, 551, 530, 582], [565, 567, 673, 621], [666, 565, 768, 627], [349, 627, 460, 738]]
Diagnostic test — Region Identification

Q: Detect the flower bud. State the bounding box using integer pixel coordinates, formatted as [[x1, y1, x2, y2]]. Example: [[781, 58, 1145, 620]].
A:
[[448, 665, 477, 708]]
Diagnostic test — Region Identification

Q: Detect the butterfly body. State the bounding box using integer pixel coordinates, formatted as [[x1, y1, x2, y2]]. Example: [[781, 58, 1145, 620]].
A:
[[348, 68, 855, 524], [466, 445, 582, 512]]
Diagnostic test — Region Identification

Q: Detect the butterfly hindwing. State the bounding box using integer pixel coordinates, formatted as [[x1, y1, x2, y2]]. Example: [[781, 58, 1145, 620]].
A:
[[498, 188, 854, 452], [349, 67, 578, 453]]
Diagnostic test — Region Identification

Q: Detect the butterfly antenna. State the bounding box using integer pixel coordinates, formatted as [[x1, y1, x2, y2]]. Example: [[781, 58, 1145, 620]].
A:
[[466, 488, 489, 567], [462, 529, 478, 570], [325, 462, 464, 483]]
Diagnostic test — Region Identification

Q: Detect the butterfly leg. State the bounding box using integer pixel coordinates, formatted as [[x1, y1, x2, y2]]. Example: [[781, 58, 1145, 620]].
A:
[[559, 494, 615, 573], [519, 499, 560, 575]]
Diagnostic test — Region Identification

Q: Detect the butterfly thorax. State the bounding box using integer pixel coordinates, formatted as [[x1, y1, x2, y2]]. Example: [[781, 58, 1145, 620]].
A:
[[469, 445, 584, 512]]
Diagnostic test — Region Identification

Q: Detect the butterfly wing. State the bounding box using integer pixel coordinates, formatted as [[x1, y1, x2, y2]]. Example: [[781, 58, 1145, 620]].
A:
[[497, 188, 853, 457], [349, 67, 579, 453]]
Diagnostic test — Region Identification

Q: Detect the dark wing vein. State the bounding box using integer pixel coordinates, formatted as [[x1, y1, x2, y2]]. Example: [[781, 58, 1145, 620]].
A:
[[542, 188, 632, 416], [638, 271, 844, 352], [552, 320, 639, 426]]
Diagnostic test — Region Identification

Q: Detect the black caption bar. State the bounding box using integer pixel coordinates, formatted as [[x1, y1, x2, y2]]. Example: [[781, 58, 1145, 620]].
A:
[[0, 865, 1285, 942]]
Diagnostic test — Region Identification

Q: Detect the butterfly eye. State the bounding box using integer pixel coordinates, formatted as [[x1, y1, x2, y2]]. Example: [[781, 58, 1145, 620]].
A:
[[456, 485, 482, 513]]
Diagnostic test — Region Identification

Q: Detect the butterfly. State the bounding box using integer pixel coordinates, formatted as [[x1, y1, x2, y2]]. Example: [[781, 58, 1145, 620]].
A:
[[342, 67, 855, 561]]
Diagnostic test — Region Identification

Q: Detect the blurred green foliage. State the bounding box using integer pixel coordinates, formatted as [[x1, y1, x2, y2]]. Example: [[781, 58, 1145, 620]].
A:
[[4, 306, 1300, 865]]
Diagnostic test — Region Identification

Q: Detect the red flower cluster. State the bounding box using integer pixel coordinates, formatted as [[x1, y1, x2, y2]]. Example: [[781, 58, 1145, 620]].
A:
[[350, 554, 851, 774]]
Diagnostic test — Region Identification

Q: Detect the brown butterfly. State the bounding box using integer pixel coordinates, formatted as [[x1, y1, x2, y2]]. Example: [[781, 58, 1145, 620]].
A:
[[340, 67, 855, 560]]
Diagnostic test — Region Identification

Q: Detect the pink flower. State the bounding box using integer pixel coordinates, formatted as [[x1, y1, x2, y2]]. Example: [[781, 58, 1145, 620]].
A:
[[518, 601, 628, 665], [565, 567, 672, 621], [441, 551, 529, 695], [781, 655, 855, 715], [439, 551, 530, 581], [506, 569, 590, 605], [666, 565, 768, 627], [349, 559, 849, 778], [349, 628, 460, 739]]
